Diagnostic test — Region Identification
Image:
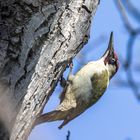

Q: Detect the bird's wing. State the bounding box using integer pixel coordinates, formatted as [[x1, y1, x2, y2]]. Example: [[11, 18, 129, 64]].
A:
[[57, 83, 77, 111], [59, 83, 68, 103]]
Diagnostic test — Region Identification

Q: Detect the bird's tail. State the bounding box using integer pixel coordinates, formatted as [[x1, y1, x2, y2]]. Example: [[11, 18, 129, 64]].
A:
[[34, 110, 67, 126]]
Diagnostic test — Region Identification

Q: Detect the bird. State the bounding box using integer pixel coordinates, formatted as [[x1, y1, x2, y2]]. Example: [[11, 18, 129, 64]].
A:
[[34, 32, 119, 129]]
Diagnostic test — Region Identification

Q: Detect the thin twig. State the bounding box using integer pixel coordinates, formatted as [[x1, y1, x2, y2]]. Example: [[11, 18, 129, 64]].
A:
[[123, 0, 140, 22], [126, 69, 140, 100], [114, 0, 134, 32], [125, 34, 136, 68], [114, 0, 140, 100], [66, 130, 70, 140], [114, 0, 140, 34]]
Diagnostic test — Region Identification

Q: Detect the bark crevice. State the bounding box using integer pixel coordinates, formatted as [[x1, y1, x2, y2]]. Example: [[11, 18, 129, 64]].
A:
[[0, 0, 99, 139]]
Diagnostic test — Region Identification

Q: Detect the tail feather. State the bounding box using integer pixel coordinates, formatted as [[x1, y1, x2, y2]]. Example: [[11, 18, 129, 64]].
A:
[[35, 110, 67, 126]]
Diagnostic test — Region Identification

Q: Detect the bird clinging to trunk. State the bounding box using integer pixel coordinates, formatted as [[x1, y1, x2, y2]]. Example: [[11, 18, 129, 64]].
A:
[[34, 32, 119, 129]]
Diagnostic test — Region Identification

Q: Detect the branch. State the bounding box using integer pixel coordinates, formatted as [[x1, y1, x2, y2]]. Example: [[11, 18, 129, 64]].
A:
[[10, 0, 99, 140], [114, 0, 140, 68], [114, 0, 140, 100]]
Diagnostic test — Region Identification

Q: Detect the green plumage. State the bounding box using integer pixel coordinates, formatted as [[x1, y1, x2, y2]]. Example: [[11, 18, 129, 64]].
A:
[[90, 70, 108, 104]]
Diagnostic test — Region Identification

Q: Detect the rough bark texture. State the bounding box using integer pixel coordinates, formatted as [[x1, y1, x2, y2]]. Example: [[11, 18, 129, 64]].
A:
[[0, 0, 99, 139]]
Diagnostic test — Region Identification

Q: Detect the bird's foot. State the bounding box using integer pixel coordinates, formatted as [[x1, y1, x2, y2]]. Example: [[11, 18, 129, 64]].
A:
[[67, 61, 73, 70], [67, 61, 75, 82], [59, 60, 74, 88]]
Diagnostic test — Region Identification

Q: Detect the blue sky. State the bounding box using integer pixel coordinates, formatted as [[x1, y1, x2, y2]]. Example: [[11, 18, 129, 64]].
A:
[[29, 0, 140, 140]]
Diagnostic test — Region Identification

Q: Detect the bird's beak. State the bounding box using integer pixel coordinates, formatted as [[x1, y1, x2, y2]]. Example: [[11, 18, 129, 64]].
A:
[[102, 32, 114, 58]]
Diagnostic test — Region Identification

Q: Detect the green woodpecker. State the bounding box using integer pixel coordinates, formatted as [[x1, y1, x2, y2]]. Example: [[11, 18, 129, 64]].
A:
[[35, 32, 119, 129]]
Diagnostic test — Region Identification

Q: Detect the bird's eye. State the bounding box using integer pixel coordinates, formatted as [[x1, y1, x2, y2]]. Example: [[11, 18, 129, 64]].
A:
[[109, 58, 116, 65]]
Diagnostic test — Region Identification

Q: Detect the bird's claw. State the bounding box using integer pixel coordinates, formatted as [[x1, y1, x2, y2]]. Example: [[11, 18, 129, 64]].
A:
[[60, 61, 74, 88], [66, 60, 73, 69], [69, 61, 73, 69]]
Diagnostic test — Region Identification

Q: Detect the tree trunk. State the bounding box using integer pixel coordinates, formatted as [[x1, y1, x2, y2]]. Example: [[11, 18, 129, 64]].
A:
[[0, 0, 99, 139]]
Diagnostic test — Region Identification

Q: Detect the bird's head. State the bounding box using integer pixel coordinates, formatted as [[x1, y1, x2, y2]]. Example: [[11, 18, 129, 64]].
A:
[[102, 32, 119, 79]]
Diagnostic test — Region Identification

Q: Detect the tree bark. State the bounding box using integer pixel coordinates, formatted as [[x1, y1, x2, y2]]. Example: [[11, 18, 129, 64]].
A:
[[0, 0, 99, 139]]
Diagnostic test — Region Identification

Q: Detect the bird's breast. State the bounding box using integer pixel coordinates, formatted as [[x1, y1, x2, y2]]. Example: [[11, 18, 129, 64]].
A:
[[72, 69, 109, 103]]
